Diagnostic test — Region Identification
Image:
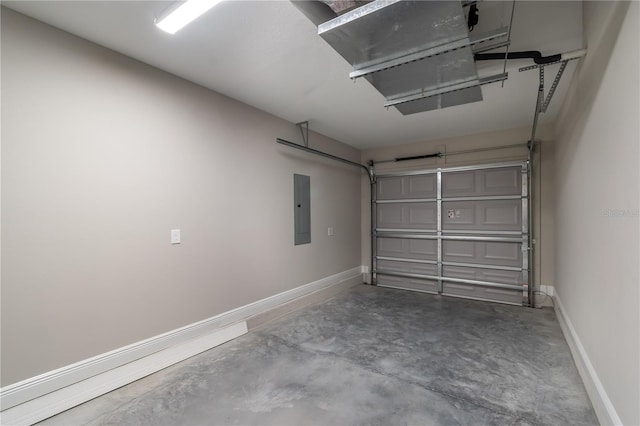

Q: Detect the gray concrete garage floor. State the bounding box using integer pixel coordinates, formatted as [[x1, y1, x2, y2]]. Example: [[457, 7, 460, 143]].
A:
[[39, 285, 597, 425]]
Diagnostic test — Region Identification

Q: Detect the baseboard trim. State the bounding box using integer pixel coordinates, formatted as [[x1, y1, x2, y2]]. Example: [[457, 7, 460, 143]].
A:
[[554, 293, 622, 425], [0, 266, 362, 424], [0, 322, 247, 426]]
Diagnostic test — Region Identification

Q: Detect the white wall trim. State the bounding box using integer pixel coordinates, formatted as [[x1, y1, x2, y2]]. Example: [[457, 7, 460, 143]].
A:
[[0, 322, 248, 426], [554, 293, 622, 426], [0, 266, 362, 424]]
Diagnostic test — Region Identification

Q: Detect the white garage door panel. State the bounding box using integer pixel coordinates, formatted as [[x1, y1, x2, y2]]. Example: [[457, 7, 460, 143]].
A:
[[377, 238, 438, 261], [377, 202, 437, 229], [443, 265, 522, 285], [378, 259, 438, 276], [377, 174, 437, 199], [442, 240, 522, 267], [442, 168, 521, 197], [442, 200, 522, 232], [373, 162, 530, 306], [377, 259, 439, 293], [377, 274, 439, 294]]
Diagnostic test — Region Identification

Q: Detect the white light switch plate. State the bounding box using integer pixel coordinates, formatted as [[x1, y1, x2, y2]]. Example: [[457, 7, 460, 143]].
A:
[[171, 229, 181, 244]]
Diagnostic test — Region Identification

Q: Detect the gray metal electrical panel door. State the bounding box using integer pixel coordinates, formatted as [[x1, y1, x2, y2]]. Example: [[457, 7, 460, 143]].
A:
[[294, 174, 311, 245], [372, 162, 530, 306]]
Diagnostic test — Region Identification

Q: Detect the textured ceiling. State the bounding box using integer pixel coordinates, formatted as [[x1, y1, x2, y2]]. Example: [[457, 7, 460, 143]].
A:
[[2, 1, 583, 149]]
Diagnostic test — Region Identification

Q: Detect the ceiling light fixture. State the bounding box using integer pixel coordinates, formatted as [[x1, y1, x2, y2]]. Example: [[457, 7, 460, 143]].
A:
[[155, 0, 223, 35]]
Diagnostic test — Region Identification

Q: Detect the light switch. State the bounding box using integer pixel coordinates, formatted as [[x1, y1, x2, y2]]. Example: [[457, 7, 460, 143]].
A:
[[328, 227, 334, 236], [171, 229, 181, 244]]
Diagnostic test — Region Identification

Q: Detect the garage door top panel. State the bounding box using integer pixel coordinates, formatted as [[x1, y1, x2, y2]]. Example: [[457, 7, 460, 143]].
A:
[[442, 167, 521, 198]]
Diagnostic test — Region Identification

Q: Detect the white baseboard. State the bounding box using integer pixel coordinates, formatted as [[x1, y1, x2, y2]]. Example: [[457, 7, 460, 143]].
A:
[[0, 322, 248, 426], [554, 293, 622, 425], [0, 266, 362, 425]]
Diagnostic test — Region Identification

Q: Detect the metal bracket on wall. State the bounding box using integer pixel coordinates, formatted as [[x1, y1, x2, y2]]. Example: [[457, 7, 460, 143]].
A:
[[296, 121, 309, 147], [519, 49, 586, 146]]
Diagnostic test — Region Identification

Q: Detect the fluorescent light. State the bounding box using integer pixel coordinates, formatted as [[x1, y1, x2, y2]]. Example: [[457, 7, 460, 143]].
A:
[[156, 0, 223, 34]]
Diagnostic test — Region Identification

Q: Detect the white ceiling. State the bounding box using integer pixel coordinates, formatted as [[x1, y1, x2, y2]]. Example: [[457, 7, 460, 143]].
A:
[[3, 1, 583, 149]]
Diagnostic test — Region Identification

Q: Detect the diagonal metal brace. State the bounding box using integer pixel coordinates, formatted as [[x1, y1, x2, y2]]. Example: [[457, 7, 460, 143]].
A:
[[526, 59, 570, 145], [296, 121, 309, 147], [540, 61, 567, 113]]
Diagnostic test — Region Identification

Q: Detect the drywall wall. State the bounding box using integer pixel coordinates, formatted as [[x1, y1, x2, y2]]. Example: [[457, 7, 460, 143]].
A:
[[360, 124, 555, 300], [0, 8, 362, 386], [553, 2, 639, 424]]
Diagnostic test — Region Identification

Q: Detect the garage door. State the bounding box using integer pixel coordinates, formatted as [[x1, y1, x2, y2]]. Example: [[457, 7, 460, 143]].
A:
[[372, 162, 530, 306]]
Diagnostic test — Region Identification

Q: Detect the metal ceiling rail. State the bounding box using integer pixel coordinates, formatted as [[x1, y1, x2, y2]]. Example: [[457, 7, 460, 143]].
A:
[[276, 138, 374, 183], [348, 36, 469, 80], [384, 73, 508, 108]]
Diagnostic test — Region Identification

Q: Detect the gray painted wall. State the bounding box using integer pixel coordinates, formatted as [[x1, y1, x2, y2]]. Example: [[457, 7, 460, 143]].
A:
[[1, 9, 362, 386], [554, 2, 639, 424]]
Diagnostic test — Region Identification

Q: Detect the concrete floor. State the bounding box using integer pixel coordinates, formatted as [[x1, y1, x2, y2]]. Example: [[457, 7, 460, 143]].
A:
[[39, 285, 597, 425]]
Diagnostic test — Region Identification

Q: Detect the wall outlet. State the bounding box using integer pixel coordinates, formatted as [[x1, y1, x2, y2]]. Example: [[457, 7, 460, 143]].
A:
[[171, 229, 181, 244], [327, 227, 334, 236]]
